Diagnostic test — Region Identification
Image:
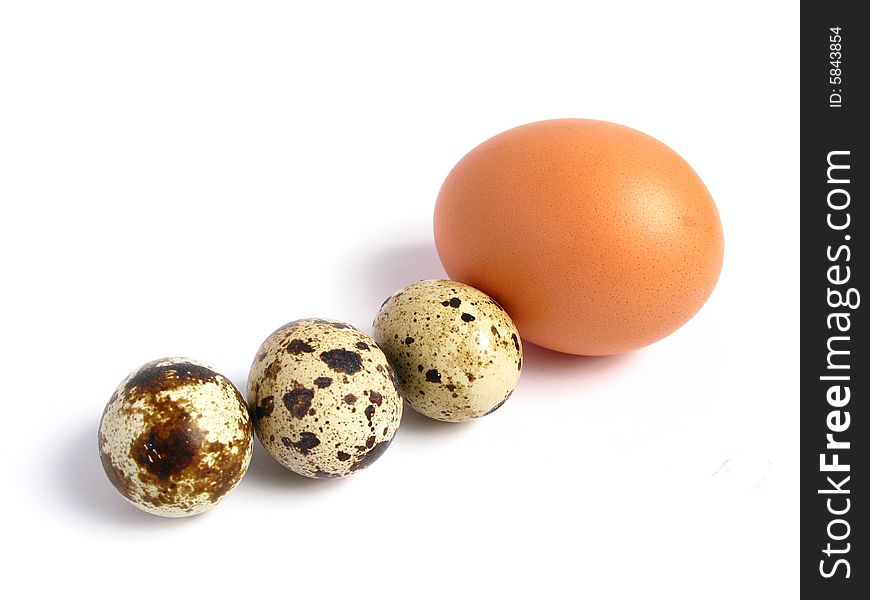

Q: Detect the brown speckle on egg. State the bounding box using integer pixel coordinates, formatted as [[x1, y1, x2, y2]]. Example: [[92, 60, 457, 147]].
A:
[[283, 383, 315, 418], [319, 348, 363, 374], [287, 339, 315, 354]]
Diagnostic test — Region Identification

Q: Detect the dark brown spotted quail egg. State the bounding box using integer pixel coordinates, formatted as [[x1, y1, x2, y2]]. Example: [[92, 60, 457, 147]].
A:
[[373, 280, 523, 422], [248, 319, 403, 479], [98, 358, 253, 517]]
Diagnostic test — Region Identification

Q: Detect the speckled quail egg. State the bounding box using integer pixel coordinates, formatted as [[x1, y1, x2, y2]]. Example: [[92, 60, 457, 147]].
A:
[[248, 319, 403, 479], [98, 358, 253, 517], [373, 280, 523, 422]]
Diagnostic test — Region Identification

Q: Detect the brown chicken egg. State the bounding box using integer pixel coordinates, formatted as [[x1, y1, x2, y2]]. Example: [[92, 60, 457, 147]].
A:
[[434, 119, 724, 355]]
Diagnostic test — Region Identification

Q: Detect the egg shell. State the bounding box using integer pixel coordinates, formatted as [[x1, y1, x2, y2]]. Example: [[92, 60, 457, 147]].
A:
[[248, 319, 402, 479], [98, 358, 253, 517], [434, 119, 724, 355], [373, 280, 522, 422]]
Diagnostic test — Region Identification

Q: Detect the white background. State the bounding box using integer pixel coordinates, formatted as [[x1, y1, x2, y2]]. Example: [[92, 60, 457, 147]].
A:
[[0, 2, 799, 598]]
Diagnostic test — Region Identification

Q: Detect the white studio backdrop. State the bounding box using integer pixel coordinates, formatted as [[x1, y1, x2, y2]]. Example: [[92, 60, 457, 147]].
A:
[[0, 2, 798, 599]]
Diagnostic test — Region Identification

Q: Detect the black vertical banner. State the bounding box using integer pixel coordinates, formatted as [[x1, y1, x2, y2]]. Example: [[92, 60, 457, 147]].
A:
[[801, 3, 867, 597]]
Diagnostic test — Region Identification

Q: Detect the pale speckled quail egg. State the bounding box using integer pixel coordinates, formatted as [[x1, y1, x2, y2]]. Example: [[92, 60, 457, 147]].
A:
[[98, 358, 253, 517], [248, 319, 403, 479], [373, 279, 523, 422]]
